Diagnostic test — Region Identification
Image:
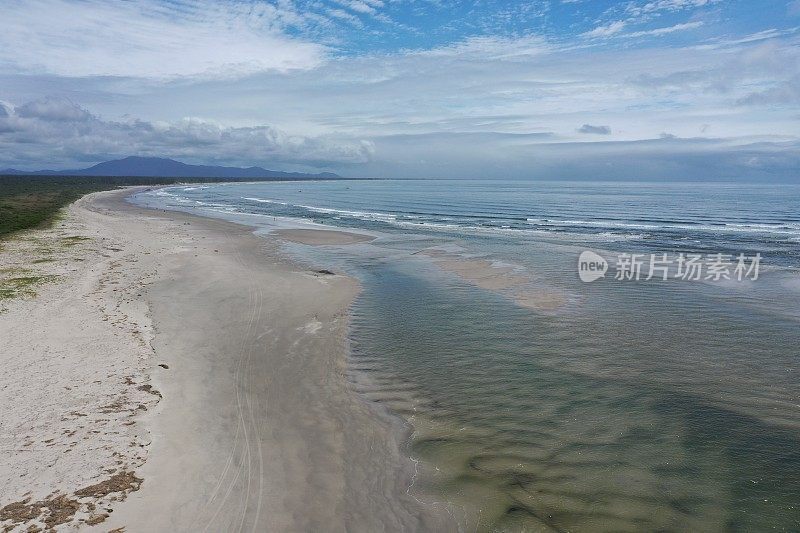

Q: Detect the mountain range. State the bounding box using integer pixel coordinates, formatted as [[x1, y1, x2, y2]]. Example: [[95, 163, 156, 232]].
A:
[[1, 156, 343, 180]]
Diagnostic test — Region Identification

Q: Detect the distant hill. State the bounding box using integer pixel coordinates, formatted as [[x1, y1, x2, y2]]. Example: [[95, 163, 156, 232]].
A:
[[1, 156, 343, 180]]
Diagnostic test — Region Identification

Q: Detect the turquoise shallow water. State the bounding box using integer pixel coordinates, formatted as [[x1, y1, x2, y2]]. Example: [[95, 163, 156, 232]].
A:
[[134, 180, 800, 531]]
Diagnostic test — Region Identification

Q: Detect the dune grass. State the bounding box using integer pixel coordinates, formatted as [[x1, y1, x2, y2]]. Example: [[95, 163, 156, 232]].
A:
[[0, 174, 345, 238], [0, 176, 214, 238], [0, 274, 61, 300]]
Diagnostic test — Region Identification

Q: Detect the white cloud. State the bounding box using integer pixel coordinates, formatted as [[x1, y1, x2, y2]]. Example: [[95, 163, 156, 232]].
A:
[[628, 0, 723, 16], [7, 29, 794, 149], [333, 0, 378, 15], [0, 101, 16, 118], [0, 0, 327, 79], [16, 97, 92, 122], [624, 21, 704, 38], [326, 8, 364, 27], [412, 35, 550, 60], [738, 75, 800, 105], [693, 28, 798, 50], [582, 21, 626, 39]]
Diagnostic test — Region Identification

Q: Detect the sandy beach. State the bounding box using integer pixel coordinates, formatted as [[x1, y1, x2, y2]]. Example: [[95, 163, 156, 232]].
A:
[[0, 189, 455, 532]]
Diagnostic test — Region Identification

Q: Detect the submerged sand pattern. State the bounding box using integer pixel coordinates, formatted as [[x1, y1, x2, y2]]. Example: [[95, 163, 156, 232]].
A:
[[346, 263, 800, 532], [419, 248, 567, 312]]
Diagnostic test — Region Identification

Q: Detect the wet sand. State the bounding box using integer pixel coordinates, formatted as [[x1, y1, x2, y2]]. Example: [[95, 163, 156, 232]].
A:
[[1, 189, 455, 531]]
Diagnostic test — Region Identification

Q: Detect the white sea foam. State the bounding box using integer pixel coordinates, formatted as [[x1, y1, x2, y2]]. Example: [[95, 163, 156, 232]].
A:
[[242, 196, 289, 205], [296, 204, 399, 223], [526, 218, 800, 235]]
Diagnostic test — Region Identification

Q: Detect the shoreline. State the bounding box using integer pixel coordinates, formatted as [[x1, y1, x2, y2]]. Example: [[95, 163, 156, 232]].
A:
[[1, 188, 456, 531]]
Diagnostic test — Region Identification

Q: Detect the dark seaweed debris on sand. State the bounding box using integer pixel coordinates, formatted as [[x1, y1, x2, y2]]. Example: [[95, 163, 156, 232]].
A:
[[0, 471, 142, 530], [0, 495, 79, 529], [74, 471, 142, 498]]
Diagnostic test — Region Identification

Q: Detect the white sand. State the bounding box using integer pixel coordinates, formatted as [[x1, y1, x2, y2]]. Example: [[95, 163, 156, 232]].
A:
[[0, 192, 162, 529], [0, 189, 455, 531]]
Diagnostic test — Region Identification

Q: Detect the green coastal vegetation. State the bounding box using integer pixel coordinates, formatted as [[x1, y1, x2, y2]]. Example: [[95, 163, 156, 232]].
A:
[[0, 274, 60, 301], [0, 175, 165, 237], [0, 175, 307, 238]]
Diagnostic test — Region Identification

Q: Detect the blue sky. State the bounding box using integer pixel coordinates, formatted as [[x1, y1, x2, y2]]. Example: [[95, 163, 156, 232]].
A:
[[1, 0, 798, 179], [285, 0, 795, 53]]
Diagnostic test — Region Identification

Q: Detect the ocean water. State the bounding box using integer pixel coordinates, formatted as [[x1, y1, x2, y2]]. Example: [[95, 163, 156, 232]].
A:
[[133, 180, 800, 532]]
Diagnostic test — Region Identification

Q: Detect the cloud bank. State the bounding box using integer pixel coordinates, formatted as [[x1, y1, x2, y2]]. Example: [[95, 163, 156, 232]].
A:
[[0, 0, 797, 181], [0, 98, 373, 170]]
